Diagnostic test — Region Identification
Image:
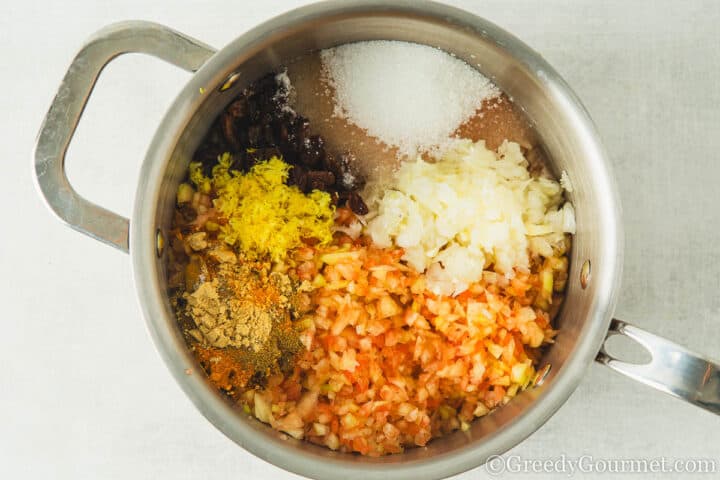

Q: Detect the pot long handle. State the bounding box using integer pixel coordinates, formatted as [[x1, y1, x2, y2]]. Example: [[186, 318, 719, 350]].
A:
[[33, 21, 216, 252], [597, 318, 720, 415]]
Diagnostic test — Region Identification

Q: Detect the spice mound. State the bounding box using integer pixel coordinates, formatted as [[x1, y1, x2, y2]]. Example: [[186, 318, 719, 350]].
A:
[[183, 257, 304, 389], [186, 261, 297, 352]]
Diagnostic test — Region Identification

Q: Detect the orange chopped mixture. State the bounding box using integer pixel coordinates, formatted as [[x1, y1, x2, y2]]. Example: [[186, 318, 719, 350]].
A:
[[244, 230, 559, 456]]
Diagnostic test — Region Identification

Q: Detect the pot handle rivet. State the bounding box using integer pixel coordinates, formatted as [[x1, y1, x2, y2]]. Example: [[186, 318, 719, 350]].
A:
[[219, 71, 242, 92], [156, 229, 165, 257], [580, 259, 591, 289]]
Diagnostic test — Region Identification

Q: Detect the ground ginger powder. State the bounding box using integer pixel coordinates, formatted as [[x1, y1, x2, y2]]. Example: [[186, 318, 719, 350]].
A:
[[185, 260, 297, 352]]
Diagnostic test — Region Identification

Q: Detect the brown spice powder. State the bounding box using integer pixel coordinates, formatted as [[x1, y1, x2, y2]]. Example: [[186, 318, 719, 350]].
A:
[[183, 257, 304, 387], [185, 261, 294, 351]]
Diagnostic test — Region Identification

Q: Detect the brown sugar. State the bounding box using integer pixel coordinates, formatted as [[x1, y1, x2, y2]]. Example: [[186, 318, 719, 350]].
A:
[[454, 95, 536, 150], [456, 95, 552, 177]]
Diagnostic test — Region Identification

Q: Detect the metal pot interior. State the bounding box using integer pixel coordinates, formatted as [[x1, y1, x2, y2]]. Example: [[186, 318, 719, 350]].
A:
[[132, 2, 622, 478]]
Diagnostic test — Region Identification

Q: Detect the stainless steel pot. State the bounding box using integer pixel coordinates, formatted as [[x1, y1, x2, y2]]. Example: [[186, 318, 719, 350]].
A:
[[34, 1, 720, 479]]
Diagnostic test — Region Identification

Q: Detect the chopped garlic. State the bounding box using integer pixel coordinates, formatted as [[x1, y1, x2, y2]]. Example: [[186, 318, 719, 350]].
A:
[[365, 140, 575, 296]]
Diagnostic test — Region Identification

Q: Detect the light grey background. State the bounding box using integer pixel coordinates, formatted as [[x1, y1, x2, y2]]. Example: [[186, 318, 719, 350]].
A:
[[2, 0, 719, 478]]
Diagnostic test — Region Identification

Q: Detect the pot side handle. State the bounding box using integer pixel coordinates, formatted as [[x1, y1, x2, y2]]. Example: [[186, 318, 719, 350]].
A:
[[597, 318, 720, 415], [33, 21, 216, 253]]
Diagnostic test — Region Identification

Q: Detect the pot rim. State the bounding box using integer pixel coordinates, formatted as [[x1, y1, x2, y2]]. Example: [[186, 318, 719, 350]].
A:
[[131, 1, 623, 478]]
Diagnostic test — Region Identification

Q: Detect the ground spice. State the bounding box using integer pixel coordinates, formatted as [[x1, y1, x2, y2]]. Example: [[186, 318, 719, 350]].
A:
[[193, 346, 254, 396], [186, 277, 274, 351], [183, 257, 304, 386]]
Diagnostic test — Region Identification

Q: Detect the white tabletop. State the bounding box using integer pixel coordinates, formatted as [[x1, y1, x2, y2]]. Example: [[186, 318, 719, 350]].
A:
[[3, 1, 719, 478]]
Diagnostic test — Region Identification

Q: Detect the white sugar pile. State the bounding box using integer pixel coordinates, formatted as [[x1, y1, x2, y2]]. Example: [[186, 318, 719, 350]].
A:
[[320, 41, 499, 158]]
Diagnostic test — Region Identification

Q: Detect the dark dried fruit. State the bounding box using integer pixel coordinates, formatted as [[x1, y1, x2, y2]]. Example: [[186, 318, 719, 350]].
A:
[[335, 152, 364, 191], [276, 121, 291, 146], [191, 149, 220, 178], [246, 97, 261, 123], [281, 148, 298, 165], [322, 151, 338, 172], [262, 124, 276, 146], [178, 204, 198, 222], [294, 117, 310, 149], [191, 70, 368, 215], [261, 111, 275, 126], [247, 124, 262, 146], [348, 192, 369, 215], [255, 72, 277, 95], [227, 98, 247, 118], [230, 151, 247, 172], [288, 165, 308, 192], [192, 147, 217, 166], [222, 114, 241, 151], [299, 135, 325, 168], [308, 178, 325, 192], [307, 170, 335, 187], [330, 190, 350, 206]]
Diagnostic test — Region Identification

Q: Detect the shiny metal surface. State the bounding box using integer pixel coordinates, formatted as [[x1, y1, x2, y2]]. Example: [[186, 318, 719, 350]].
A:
[[598, 319, 720, 415], [33, 21, 215, 252], [32, 1, 719, 480]]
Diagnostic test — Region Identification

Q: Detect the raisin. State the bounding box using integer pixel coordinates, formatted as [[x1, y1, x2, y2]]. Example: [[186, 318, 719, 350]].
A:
[[221, 114, 241, 151], [276, 121, 291, 146], [307, 178, 325, 192], [307, 170, 335, 188], [288, 165, 308, 192], [244, 94, 259, 120], [262, 123, 276, 146], [299, 135, 325, 168], [335, 152, 364, 191], [348, 192, 369, 215], [227, 98, 247, 118], [178, 204, 198, 222], [247, 124, 262, 146], [294, 117, 310, 150], [322, 151, 339, 174]]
